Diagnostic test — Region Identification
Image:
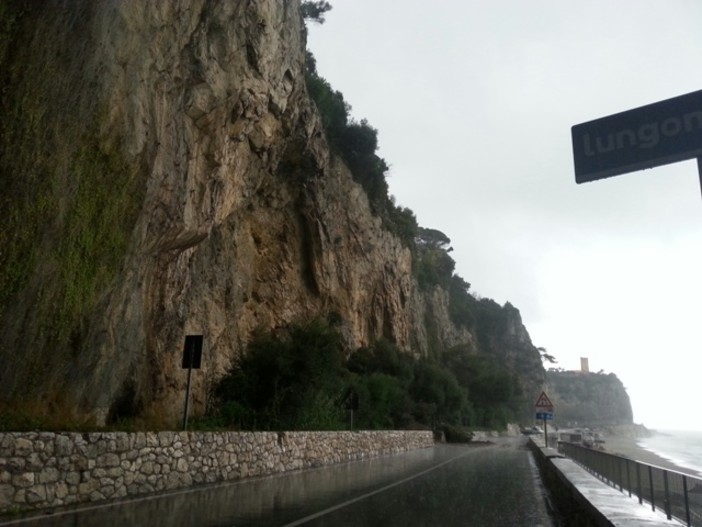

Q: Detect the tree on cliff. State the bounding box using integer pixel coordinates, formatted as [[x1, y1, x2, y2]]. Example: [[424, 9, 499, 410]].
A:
[[301, 1, 332, 24], [416, 227, 452, 252], [538, 347, 557, 364], [413, 227, 457, 290]]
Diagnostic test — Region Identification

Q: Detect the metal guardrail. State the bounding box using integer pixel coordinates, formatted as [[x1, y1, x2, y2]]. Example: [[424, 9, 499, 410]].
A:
[[559, 441, 702, 526]]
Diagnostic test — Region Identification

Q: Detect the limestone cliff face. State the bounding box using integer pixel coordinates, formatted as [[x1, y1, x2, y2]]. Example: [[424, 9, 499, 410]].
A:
[[0, 0, 542, 425], [546, 370, 634, 426]]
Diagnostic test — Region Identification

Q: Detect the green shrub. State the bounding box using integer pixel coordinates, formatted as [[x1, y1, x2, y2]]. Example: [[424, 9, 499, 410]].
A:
[[351, 373, 408, 429], [438, 424, 474, 443], [213, 319, 347, 430], [410, 360, 469, 426], [347, 339, 413, 381], [210, 320, 526, 432]]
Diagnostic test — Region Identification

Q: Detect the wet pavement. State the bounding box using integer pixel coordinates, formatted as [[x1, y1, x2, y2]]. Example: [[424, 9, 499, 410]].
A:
[[1, 437, 554, 527]]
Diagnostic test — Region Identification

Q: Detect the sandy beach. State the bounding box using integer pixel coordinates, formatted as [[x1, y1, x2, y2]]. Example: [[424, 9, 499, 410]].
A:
[[602, 432, 701, 478]]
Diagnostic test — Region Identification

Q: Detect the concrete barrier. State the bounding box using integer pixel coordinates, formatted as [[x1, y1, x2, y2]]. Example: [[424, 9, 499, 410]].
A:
[[529, 438, 683, 526]]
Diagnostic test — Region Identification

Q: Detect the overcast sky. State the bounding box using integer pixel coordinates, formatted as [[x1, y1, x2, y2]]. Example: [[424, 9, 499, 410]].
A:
[[308, 1, 702, 432]]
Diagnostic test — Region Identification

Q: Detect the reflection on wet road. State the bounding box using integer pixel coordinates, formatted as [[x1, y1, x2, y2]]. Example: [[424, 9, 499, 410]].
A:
[[3, 437, 553, 527]]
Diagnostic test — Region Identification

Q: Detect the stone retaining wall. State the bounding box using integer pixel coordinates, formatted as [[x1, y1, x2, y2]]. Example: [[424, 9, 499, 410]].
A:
[[0, 430, 434, 514]]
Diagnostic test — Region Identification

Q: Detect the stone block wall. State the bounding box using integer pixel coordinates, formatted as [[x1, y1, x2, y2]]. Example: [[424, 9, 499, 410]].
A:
[[0, 430, 434, 514]]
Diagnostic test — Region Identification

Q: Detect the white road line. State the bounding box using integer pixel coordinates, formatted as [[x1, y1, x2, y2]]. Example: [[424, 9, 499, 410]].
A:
[[282, 450, 472, 527]]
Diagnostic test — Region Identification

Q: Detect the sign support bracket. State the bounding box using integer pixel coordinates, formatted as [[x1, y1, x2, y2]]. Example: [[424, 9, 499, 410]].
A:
[[183, 364, 193, 431], [543, 416, 548, 447], [181, 335, 204, 431]]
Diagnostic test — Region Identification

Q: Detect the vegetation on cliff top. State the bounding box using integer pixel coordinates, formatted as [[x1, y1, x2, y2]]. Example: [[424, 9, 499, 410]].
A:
[[304, 51, 419, 248], [304, 48, 510, 350], [300, 1, 332, 25]]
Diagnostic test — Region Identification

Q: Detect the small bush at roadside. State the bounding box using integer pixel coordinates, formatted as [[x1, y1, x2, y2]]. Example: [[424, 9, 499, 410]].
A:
[[438, 424, 474, 443]]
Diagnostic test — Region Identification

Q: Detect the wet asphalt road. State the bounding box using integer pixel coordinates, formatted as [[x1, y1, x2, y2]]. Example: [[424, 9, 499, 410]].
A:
[[2, 436, 554, 527]]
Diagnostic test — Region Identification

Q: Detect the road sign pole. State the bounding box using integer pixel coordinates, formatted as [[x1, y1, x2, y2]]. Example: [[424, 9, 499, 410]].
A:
[[183, 361, 193, 431], [181, 335, 204, 431], [543, 416, 548, 447], [697, 157, 702, 200], [535, 391, 554, 447]]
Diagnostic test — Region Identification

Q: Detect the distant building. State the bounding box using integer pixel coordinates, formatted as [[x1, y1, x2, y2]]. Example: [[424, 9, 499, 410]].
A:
[[580, 357, 589, 373]]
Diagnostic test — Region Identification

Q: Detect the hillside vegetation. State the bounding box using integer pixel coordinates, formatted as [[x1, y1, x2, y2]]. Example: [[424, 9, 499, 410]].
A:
[[205, 318, 527, 431]]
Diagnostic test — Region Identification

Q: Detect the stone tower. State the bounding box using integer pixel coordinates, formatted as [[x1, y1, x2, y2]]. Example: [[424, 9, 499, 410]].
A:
[[580, 357, 590, 373]]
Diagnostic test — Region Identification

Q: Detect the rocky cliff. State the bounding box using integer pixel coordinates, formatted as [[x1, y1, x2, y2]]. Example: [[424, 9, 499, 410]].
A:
[[0, 0, 543, 425], [545, 370, 634, 427]]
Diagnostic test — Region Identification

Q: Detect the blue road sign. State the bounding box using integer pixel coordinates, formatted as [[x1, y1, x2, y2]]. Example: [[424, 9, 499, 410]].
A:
[[535, 412, 553, 421], [572, 89, 702, 183]]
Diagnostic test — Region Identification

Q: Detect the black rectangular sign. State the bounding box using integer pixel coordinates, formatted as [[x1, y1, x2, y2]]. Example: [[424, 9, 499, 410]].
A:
[[572, 89, 702, 183], [182, 335, 203, 369]]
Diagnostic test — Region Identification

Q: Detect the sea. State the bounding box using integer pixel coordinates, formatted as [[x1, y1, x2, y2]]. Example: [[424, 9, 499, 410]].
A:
[[637, 429, 702, 477]]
